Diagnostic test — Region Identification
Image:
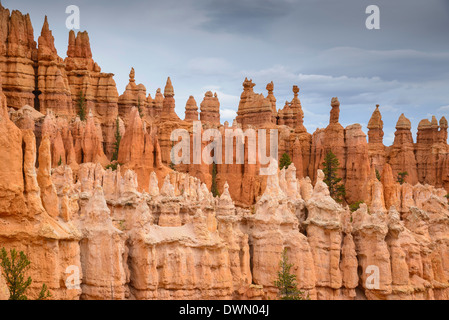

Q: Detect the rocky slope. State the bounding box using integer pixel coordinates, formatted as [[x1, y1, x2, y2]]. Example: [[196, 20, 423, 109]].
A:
[[1, 4, 449, 300]]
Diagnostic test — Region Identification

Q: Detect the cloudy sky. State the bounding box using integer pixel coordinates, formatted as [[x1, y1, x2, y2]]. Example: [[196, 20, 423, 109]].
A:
[[3, 0, 449, 144]]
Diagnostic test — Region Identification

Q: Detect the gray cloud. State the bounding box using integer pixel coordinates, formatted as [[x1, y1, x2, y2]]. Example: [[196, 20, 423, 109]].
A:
[[303, 47, 449, 82], [1, 0, 448, 146], [196, 0, 295, 34]]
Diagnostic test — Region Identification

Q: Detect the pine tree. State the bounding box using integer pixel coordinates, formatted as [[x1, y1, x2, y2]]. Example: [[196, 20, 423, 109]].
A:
[[375, 169, 381, 181], [111, 116, 122, 162], [37, 283, 51, 300], [274, 248, 307, 300], [105, 163, 120, 171], [58, 156, 62, 166], [77, 90, 87, 121], [169, 141, 177, 171], [397, 171, 408, 185], [211, 162, 220, 197], [137, 97, 143, 118], [0, 248, 51, 300], [349, 201, 364, 212], [279, 153, 292, 170], [322, 150, 346, 202]]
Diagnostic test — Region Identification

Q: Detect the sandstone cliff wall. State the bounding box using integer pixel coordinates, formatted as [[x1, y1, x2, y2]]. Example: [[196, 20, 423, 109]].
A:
[[1, 4, 449, 300]]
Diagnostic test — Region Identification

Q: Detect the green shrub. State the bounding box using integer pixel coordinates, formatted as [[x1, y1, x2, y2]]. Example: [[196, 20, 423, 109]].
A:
[[77, 91, 87, 121], [106, 162, 122, 171], [111, 116, 122, 162], [211, 162, 220, 197], [322, 150, 346, 203], [274, 248, 308, 300], [0, 248, 51, 300], [375, 169, 381, 181], [397, 171, 408, 185], [279, 153, 292, 170], [349, 201, 364, 212]]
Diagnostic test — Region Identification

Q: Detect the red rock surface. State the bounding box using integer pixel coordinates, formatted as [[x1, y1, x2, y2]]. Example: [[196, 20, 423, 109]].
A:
[[118, 68, 148, 122], [236, 78, 274, 127], [65, 30, 119, 159], [1, 4, 449, 300], [367, 105, 387, 173], [0, 4, 37, 110], [184, 95, 198, 121], [200, 91, 220, 125], [37, 17, 73, 117], [389, 113, 419, 185], [117, 107, 170, 192], [278, 85, 304, 129]]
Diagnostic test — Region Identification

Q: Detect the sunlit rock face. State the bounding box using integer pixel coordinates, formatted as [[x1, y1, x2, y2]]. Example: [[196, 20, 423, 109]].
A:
[[1, 3, 449, 301], [200, 91, 220, 125], [3, 102, 449, 299], [0, 4, 37, 110], [5, 128, 449, 300]]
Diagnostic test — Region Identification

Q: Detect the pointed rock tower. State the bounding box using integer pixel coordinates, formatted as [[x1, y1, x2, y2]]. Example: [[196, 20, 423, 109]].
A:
[[388, 113, 418, 185], [161, 77, 180, 121], [200, 91, 220, 125], [236, 78, 273, 127], [37, 16, 73, 117], [118, 67, 148, 121], [184, 95, 199, 121], [367, 105, 387, 173]]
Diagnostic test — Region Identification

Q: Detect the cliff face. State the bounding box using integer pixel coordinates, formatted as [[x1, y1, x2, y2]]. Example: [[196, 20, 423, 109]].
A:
[[118, 68, 148, 123], [1, 4, 449, 300], [0, 4, 37, 110], [184, 96, 198, 121], [236, 78, 274, 127], [415, 116, 449, 190], [0, 7, 120, 160], [64, 30, 119, 159], [2, 4, 447, 206], [3, 117, 449, 299], [37, 17, 73, 118], [200, 91, 220, 125], [0, 72, 81, 300]]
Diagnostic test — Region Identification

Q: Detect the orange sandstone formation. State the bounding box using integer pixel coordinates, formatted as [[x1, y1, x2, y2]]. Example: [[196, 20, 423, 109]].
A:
[[266, 81, 277, 123], [160, 77, 179, 121], [2, 94, 449, 299], [367, 105, 387, 172], [184, 96, 199, 121], [65, 30, 119, 159], [37, 17, 73, 117], [415, 116, 449, 190], [117, 107, 170, 192], [0, 4, 36, 110], [278, 85, 304, 129], [200, 91, 220, 125], [1, 4, 449, 301], [309, 97, 346, 184], [0, 73, 81, 300], [388, 114, 419, 185], [344, 124, 371, 203], [236, 78, 274, 127], [118, 68, 148, 122]]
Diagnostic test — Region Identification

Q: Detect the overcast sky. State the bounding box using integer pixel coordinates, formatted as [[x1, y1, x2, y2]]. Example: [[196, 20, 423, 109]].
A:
[[3, 0, 449, 145]]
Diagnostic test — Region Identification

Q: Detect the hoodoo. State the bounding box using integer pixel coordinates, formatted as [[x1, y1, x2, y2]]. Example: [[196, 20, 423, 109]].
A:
[[0, 3, 449, 301]]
